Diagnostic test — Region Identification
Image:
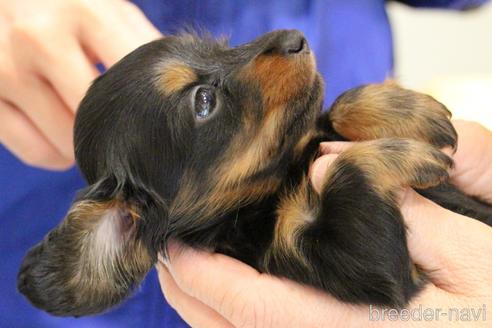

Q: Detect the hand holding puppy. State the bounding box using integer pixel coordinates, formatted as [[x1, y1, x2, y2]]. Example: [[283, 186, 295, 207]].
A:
[[157, 120, 492, 327]]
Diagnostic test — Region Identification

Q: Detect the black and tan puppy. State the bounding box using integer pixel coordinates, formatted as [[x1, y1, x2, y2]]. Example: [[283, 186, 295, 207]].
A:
[[18, 30, 492, 317]]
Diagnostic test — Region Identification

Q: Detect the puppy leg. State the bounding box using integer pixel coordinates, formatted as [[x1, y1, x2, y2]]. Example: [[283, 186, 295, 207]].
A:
[[265, 138, 453, 307], [325, 81, 457, 149]]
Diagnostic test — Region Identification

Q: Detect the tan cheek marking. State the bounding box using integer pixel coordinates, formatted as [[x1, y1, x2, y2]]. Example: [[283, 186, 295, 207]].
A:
[[156, 62, 197, 95], [170, 109, 286, 222], [169, 170, 281, 224], [218, 108, 283, 187], [171, 55, 315, 224]]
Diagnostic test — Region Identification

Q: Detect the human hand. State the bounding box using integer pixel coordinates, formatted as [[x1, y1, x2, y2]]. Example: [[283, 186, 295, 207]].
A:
[[448, 120, 492, 202], [156, 119, 492, 327], [0, 0, 160, 169], [157, 193, 492, 328]]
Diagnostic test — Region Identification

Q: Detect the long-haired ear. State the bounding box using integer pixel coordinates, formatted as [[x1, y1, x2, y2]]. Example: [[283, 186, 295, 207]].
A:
[[17, 177, 163, 317]]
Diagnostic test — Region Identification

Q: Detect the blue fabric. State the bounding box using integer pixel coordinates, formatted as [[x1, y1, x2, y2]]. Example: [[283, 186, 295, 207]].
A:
[[133, 0, 394, 107], [0, 0, 485, 327]]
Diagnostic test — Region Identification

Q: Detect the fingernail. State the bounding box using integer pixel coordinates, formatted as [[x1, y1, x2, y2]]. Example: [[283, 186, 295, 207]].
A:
[[319, 142, 333, 154]]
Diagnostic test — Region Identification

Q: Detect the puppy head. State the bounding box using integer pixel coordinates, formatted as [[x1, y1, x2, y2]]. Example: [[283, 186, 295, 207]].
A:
[[18, 30, 323, 316]]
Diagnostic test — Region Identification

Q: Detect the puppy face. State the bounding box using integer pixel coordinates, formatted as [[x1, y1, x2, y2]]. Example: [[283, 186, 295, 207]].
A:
[[18, 30, 323, 316]]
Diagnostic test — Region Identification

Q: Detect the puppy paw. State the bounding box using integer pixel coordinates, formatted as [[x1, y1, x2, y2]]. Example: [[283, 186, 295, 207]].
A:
[[331, 138, 453, 197], [328, 81, 458, 151]]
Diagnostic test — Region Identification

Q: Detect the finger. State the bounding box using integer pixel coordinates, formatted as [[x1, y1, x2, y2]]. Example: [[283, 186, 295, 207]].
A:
[[80, 1, 161, 67], [36, 42, 99, 111], [309, 154, 338, 193], [385, 283, 463, 328], [156, 262, 233, 328], [0, 100, 73, 169], [401, 189, 492, 294], [119, 1, 162, 39], [319, 141, 353, 154], [450, 120, 492, 203], [8, 18, 99, 112], [165, 243, 368, 327], [10, 76, 75, 160], [165, 243, 262, 316]]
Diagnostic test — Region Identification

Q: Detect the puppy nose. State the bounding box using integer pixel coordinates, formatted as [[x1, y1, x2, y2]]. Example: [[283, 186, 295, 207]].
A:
[[265, 30, 309, 56]]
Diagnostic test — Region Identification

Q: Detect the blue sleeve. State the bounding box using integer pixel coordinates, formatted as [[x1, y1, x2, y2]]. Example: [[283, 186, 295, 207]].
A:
[[396, 0, 489, 10]]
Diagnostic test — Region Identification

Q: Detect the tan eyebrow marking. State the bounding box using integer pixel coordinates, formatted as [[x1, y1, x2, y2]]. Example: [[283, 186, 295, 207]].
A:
[[156, 61, 197, 95]]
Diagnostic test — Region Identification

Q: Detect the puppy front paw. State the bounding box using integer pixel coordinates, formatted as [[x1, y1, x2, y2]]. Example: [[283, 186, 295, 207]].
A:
[[327, 138, 454, 199], [328, 81, 457, 150]]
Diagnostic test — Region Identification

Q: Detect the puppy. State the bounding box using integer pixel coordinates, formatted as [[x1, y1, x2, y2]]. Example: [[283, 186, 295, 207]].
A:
[[18, 30, 492, 317]]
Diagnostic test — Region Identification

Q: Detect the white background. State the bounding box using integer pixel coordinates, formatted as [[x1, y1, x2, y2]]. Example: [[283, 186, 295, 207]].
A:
[[388, 2, 492, 128]]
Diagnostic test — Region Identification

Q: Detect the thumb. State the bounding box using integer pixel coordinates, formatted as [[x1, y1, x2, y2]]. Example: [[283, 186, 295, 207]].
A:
[[401, 189, 492, 294], [310, 141, 355, 193], [164, 242, 263, 325], [310, 154, 339, 193]]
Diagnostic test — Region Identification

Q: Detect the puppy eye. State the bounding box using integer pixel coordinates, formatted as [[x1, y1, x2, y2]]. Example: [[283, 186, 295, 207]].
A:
[[194, 87, 216, 119]]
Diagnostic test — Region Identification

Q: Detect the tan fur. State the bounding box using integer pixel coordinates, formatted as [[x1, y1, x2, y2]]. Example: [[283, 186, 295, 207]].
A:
[[170, 53, 318, 229], [264, 178, 318, 269], [171, 108, 286, 220], [65, 200, 152, 306], [240, 53, 316, 108], [170, 168, 281, 224], [410, 264, 424, 286], [322, 139, 452, 201], [329, 81, 455, 149], [293, 130, 317, 161], [155, 61, 197, 95], [170, 101, 303, 222], [220, 108, 283, 184]]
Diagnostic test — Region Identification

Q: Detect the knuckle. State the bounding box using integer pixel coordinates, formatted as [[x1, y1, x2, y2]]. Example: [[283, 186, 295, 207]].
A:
[[121, 1, 143, 14], [456, 120, 485, 133], [9, 19, 54, 54], [75, 0, 113, 29], [227, 290, 265, 328], [73, 0, 98, 19], [0, 59, 15, 82], [466, 120, 486, 132], [232, 303, 257, 328], [10, 17, 50, 40]]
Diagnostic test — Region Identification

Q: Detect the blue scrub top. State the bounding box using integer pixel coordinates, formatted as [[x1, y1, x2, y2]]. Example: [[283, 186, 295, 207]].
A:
[[0, 1, 486, 327]]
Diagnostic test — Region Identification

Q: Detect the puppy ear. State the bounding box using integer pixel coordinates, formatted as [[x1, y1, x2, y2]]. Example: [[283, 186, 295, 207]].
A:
[[17, 178, 161, 317]]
